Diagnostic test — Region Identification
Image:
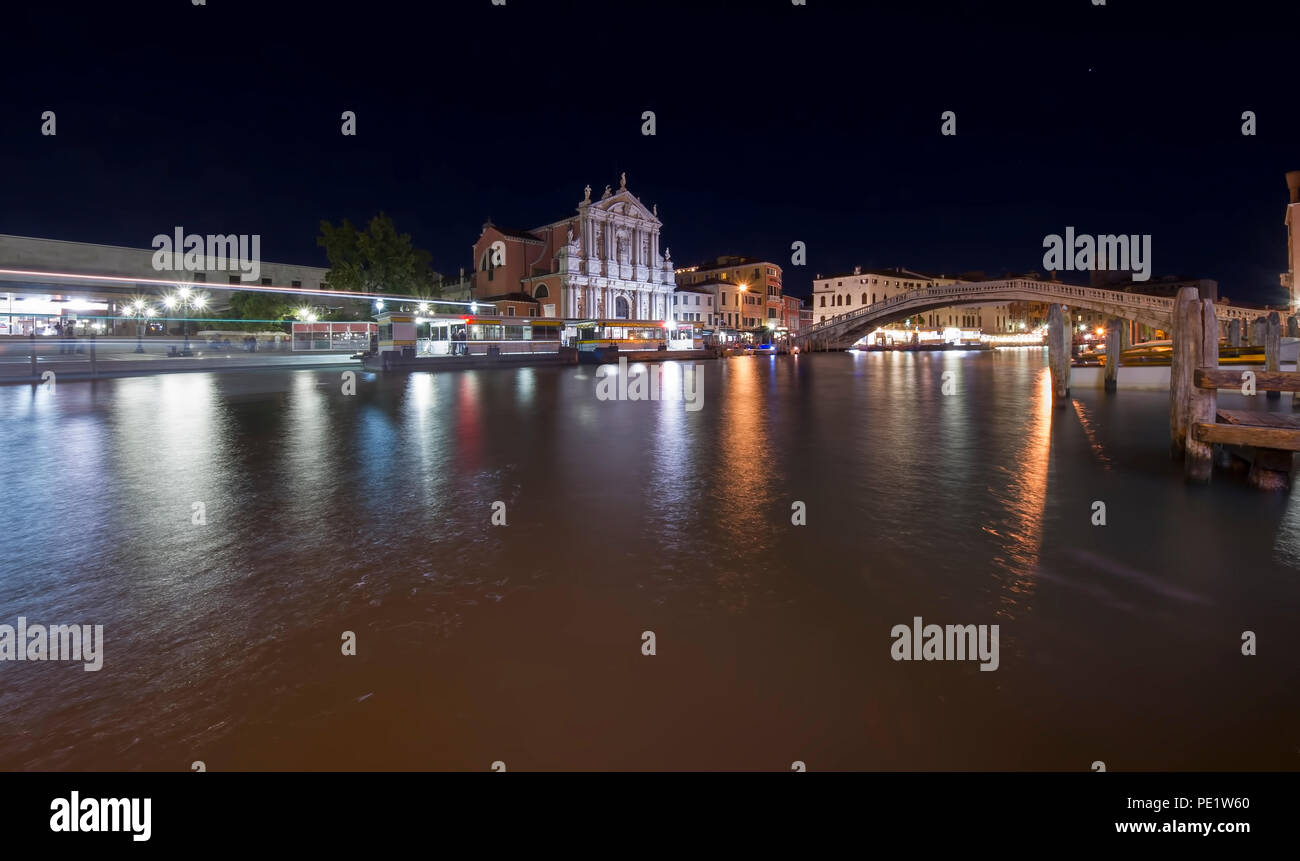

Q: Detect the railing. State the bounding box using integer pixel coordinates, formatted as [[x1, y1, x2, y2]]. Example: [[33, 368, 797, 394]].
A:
[[417, 338, 561, 356], [795, 279, 1208, 340]]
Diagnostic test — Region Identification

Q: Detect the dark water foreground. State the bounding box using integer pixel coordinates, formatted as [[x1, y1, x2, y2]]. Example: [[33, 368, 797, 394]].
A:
[[1, 350, 1297, 771]]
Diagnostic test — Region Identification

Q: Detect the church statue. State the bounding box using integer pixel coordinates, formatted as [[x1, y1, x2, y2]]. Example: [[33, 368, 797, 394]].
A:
[[620, 172, 627, 190], [583, 184, 591, 203], [602, 185, 611, 199], [652, 203, 657, 217]]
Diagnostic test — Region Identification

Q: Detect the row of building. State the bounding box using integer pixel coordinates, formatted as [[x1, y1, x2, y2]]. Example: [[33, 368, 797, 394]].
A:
[[8, 168, 1282, 344]]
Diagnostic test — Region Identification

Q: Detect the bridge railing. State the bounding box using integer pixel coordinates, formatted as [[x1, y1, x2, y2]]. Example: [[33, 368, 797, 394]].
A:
[[794, 279, 1236, 341]]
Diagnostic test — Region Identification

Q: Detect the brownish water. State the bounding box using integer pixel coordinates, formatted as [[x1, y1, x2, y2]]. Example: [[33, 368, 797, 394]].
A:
[[2, 350, 1298, 770]]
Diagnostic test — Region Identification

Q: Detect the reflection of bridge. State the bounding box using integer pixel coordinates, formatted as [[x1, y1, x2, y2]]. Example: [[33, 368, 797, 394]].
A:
[[793, 278, 1262, 351], [796, 280, 1300, 490]]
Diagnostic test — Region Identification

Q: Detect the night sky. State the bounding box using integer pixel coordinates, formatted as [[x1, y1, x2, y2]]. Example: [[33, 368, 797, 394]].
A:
[[4, 0, 1299, 303]]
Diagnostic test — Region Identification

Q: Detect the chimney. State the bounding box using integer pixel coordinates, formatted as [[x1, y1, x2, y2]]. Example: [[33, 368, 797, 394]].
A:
[[1287, 171, 1300, 204]]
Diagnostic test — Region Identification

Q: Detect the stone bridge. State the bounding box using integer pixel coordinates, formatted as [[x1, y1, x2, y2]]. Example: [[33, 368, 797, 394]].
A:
[[793, 279, 1262, 350]]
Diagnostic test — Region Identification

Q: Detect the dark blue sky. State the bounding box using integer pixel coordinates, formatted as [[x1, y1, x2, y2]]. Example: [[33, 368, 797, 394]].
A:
[[4, 0, 1299, 302]]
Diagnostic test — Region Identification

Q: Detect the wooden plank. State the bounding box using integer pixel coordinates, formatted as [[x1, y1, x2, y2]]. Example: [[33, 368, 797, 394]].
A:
[[1194, 422, 1300, 451], [1195, 369, 1300, 392], [1215, 409, 1300, 429]]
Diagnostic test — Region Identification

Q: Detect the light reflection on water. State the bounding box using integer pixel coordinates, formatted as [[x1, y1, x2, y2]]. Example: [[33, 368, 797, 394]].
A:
[[0, 352, 1298, 771]]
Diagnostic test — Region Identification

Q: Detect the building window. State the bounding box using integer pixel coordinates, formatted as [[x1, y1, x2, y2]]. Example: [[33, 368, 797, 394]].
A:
[[534, 285, 549, 299], [261, 277, 272, 285], [820, 296, 826, 307], [193, 273, 206, 283], [291, 280, 302, 288], [528, 308, 537, 317], [861, 292, 868, 304], [505, 306, 515, 316], [229, 275, 240, 284]]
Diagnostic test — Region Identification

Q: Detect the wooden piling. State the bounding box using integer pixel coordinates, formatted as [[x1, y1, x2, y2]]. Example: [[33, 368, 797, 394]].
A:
[[1228, 318, 1242, 347], [1288, 315, 1300, 339], [1266, 312, 1282, 400], [1047, 303, 1070, 407], [1104, 317, 1122, 393], [1250, 317, 1266, 348], [1184, 299, 1219, 482], [1170, 286, 1199, 459]]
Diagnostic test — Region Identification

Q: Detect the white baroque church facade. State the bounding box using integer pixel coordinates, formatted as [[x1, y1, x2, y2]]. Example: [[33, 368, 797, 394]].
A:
[[470, 174, 677, 321]]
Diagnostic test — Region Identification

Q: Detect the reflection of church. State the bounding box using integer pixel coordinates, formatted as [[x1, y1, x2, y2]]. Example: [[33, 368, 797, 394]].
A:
[[470, 174, 676, 320]]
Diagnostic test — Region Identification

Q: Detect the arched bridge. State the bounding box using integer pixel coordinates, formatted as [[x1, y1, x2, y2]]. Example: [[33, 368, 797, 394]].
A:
[[793, 279, 1262, 350]]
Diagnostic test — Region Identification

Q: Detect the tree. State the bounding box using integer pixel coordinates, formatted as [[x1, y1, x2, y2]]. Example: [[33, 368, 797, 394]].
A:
[[226, 291, 296, 331], [316, 213, 440, 296]]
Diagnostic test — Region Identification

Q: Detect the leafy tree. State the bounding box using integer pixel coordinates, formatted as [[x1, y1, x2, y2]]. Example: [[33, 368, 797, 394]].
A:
[[225, 291, 296, 331], [316, 213, 440, 296]]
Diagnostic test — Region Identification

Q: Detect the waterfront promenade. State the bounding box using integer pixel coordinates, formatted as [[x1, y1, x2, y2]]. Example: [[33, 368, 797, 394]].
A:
[[0, 337, 356, 383]]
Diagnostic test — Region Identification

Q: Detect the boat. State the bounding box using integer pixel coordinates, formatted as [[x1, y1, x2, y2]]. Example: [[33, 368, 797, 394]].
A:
[[1072, 338, 1299, 368]]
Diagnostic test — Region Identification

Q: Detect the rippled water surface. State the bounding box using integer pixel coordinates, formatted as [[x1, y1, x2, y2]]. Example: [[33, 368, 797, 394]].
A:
[[2, 351, 1298, 770]]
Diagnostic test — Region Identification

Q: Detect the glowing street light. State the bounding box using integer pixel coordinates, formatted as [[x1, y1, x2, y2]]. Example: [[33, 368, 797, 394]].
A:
[[129, 299, 148, 352]]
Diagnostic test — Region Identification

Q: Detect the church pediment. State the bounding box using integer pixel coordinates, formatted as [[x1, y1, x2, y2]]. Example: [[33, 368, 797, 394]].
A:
[[582, 178, 661, 225], [595, 192, 658, 223]]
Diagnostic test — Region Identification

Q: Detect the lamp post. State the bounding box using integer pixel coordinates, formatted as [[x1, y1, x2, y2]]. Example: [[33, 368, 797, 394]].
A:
[[163, 287, 207, 356], [131, 300, 147, 352]]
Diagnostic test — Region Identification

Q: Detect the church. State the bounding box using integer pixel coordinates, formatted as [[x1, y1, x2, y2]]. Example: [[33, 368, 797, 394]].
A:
[[470, 175, 677, 321]]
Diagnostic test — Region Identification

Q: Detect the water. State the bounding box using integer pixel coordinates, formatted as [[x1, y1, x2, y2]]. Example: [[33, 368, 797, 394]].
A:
[[1, 351, 1298, 771]]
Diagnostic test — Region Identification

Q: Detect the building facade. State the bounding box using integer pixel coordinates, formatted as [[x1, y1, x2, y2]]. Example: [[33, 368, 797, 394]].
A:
[[470, 175, 676, 321], [811, 266, 1016, 333], [781, 294, 803, 331], [672, 285, 714, 324], [1286, 172, 1300, 310], [675, 256, 783, 328]]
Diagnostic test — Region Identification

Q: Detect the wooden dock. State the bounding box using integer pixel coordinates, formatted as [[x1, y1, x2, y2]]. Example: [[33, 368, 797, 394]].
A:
[[1188, 368, 1300, 489]]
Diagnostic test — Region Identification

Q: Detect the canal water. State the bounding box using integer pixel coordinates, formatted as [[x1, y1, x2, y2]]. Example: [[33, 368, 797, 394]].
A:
[[2, 350, 1298, 771]]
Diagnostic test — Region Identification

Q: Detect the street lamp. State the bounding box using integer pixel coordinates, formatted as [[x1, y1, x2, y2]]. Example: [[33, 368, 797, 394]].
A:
[[163, 287, 206, 355], [131, 300, 146, 352]]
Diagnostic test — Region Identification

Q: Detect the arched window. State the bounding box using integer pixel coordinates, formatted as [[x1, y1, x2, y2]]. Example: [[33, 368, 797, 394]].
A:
[[534, 285, 549, 299], [861, 293, 868, 305], [614, 296, 630, 319]]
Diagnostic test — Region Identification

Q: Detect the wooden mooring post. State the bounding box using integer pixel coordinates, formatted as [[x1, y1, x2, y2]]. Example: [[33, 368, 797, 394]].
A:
[[1184, 298, 1219, 482], [1228, 318, 1242, 347], [1104, 317, 1124, 393], [1265, 311, 1281, 400], [1170, 286, 1200, 459], [1047, 303, 1070, 407]]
